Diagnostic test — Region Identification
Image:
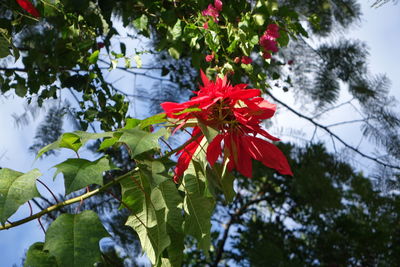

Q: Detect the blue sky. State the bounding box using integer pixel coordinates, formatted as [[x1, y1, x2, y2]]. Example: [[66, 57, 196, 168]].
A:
[[1, 2, 400, 266]]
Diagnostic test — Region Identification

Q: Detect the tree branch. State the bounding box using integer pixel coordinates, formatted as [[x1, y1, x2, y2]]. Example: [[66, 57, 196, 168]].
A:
[[266, 91, 400, 170], [211, 195, 271, 267], [0, 168, 138, 231]]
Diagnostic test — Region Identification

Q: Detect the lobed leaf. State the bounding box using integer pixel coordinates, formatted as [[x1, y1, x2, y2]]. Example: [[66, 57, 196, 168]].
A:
[[25, 242, 58, 267], [43, 210, 109, 267], [121, 173, 171, 265], [0, 168, 41, 225], [53, 157, 114, 195], [119, 128, 167, 158], [36, 131, 113, 159]]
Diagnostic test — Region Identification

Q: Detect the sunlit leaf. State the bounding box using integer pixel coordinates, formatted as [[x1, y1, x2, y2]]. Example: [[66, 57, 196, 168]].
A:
[[53, 157, 114, 195], [119, 128, 167, 158], [0, 168, 41, 225]]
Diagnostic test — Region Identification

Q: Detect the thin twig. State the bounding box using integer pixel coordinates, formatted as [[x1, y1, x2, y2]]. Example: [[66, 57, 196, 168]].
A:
[[266, 91, 400, 170], [37, 179, 59, 203]]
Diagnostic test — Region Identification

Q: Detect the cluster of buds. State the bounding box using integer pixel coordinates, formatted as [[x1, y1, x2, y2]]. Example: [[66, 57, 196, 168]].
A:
[[202, 0, 223, 22], [259, 24, 280, 59]]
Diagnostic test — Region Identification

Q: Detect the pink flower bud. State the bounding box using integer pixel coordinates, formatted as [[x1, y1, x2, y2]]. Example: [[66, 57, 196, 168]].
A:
[[241, 56, 253, 64], [206, 54, 215, 62]]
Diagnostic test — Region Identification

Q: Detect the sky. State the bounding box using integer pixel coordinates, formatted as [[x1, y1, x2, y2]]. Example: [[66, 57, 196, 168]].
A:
[[1, 1, 400, 266]]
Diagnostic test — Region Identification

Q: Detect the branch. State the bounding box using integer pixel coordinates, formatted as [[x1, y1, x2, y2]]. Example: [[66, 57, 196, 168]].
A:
[[0, 168, 138, 231], [266, 91, 400, 170], [211, 195, 270, 267], [325, 119, 367, 128]]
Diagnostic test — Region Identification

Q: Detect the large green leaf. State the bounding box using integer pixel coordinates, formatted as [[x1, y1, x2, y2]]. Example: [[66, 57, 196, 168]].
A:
[[138, 159, 175, 187], [183, 174, 214, 254], [121, 173, 172, 265], [36, 131, 113, 159], [53, 157, 114, 195], [126, 208, 170, 266], [25, 242, 58, 267], [162, 226, 184, 267], [154, 180, 183, 233], [119, 128, 167, 158], [0, 168, 41, 225], [43, 210, 109, 267], [181, 146, 215, 253]]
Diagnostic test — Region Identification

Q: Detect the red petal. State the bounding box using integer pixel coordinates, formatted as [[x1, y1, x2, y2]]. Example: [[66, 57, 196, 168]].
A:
[[236, 135, 253, 177], [16, 0, 40, 18], [200, 69, 211, 87], [243, 124, 280, 141], [243, 136, 293, 176], [174, 133, 204, 182], [206, 134, 224, 166], [161, 102, 185, 114], [228, 89, 260, 100]]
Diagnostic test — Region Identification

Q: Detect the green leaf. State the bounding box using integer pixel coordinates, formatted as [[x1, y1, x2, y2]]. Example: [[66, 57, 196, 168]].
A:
[[43, 210, 109, 267], [124, 118, 142, 129], [126, 208, 170, 265], [133, 14, 148, 32], [88, 50, 99, 64], [169, 20, 182, 41], [0, 29, 10, 58], [0, 168, 41, 225], [180, 139, 215, 253], [98, 132, 123, 151], [121, 174, 171, 265], [36, 131, 113, 159], [139, 113, 167, 128], [153, 180, 183, 233], [138, 159, 174, 187], [15, 82, 27, 97], [162, 227, 184, 267], [205, 31, 220, 52], [182, 171, 215, 253], [208, 161, 236, 203], [25, 242, 58, 267], [198, 121, 218, 143], [168, 46, 181, 59], [173, 107, 201, 116], [134, 55, 142, 68], [53, 157, 114, 195], [119, 128, 167, 158]]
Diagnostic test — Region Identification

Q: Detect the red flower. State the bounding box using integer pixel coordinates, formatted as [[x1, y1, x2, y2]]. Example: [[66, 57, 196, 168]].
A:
[[205, 54, 214, 62], [161, 71, 293, 182], [260, 23, 280, 58], [214, 0, 223, 11], [16, 0, 40, 18], [202, 0, 223, 21], [241, 56, 252, 64]]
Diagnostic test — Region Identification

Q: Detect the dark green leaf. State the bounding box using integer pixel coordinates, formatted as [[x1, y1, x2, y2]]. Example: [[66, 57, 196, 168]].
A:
[[53, 157, 114, 195], [0, 168, 41, 224], [121, 174, 171, 265], [43, 211, 109, 267], [119, 128, 167, 158], [25, 242, 58, 267]]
